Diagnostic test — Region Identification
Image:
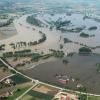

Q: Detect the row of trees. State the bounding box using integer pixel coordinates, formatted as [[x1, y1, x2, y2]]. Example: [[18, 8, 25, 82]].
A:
[[9, 33, 46, 50], [88, 26, 97, 31], [49, 49, 65, 58], [27, 15, 42, 27], [80, 32, 95, 38], [59, 27, 84, 33], [79, 47, 92, 54], [3, 49, 32, 58]]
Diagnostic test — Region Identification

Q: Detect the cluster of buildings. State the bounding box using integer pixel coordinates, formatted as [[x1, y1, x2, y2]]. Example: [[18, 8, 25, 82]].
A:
[[0, 78, 14, 99], [54, 92, 78, 100]]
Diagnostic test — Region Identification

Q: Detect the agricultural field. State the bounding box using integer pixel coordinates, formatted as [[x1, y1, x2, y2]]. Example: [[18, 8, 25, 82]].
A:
[[0, 58, 33, 100], [33, 84, 59, 95], [88, 96, 100, 100], [7, 82, 33, 100], [0, 60, 12, 80], [21, 83, 59, 100]]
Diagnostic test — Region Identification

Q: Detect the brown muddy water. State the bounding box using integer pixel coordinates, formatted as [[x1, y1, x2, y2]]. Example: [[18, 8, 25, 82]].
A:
[[23, 54, 100, 94]]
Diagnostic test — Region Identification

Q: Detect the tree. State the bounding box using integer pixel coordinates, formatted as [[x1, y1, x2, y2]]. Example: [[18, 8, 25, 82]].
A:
[[79, 47, 92, 54], [79, 94, 87, 100]]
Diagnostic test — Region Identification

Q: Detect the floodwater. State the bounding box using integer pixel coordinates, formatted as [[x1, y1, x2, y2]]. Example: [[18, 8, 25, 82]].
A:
[[0, 23, 17, 40], [0, 15, 61, 54], [0, 12, 100, 54], [0, 15, 41, 43], [37, 13, 100, 53], [39, 13, 100, 47], [23, 54, 100, 94]]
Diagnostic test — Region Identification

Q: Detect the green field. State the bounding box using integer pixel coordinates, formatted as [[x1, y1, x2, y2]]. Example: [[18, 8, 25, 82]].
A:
[[88, 96, 100, 100], [7, 87, 30, 100], [10, 74, 31, 84], [0, 60, 7, 68], [28, 90, 54, 100]]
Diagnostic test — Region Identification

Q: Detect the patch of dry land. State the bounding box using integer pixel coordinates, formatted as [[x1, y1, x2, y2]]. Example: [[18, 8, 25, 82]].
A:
[[0, 68, 12, 80], [33, 84, 59, 95]]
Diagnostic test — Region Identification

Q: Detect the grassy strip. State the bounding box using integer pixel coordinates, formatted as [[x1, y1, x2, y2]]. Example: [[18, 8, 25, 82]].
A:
[[28, 90, 53, 100], [10, 73, 31, 84], [88, 96, 100, 100]]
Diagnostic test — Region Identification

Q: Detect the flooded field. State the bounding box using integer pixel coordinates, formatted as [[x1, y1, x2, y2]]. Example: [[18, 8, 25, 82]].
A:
[[25, 12, 100, 54], [0, 23, 17, 40], [1, 12, 100, 54], [38, 13, 100, 47], [23, 54, 100, 94]]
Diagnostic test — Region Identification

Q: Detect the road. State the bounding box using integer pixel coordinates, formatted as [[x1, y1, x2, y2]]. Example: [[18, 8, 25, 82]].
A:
[[15, 82, 39, 100], [0, 57, 100, 100], [0, 74, 15, 82]]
